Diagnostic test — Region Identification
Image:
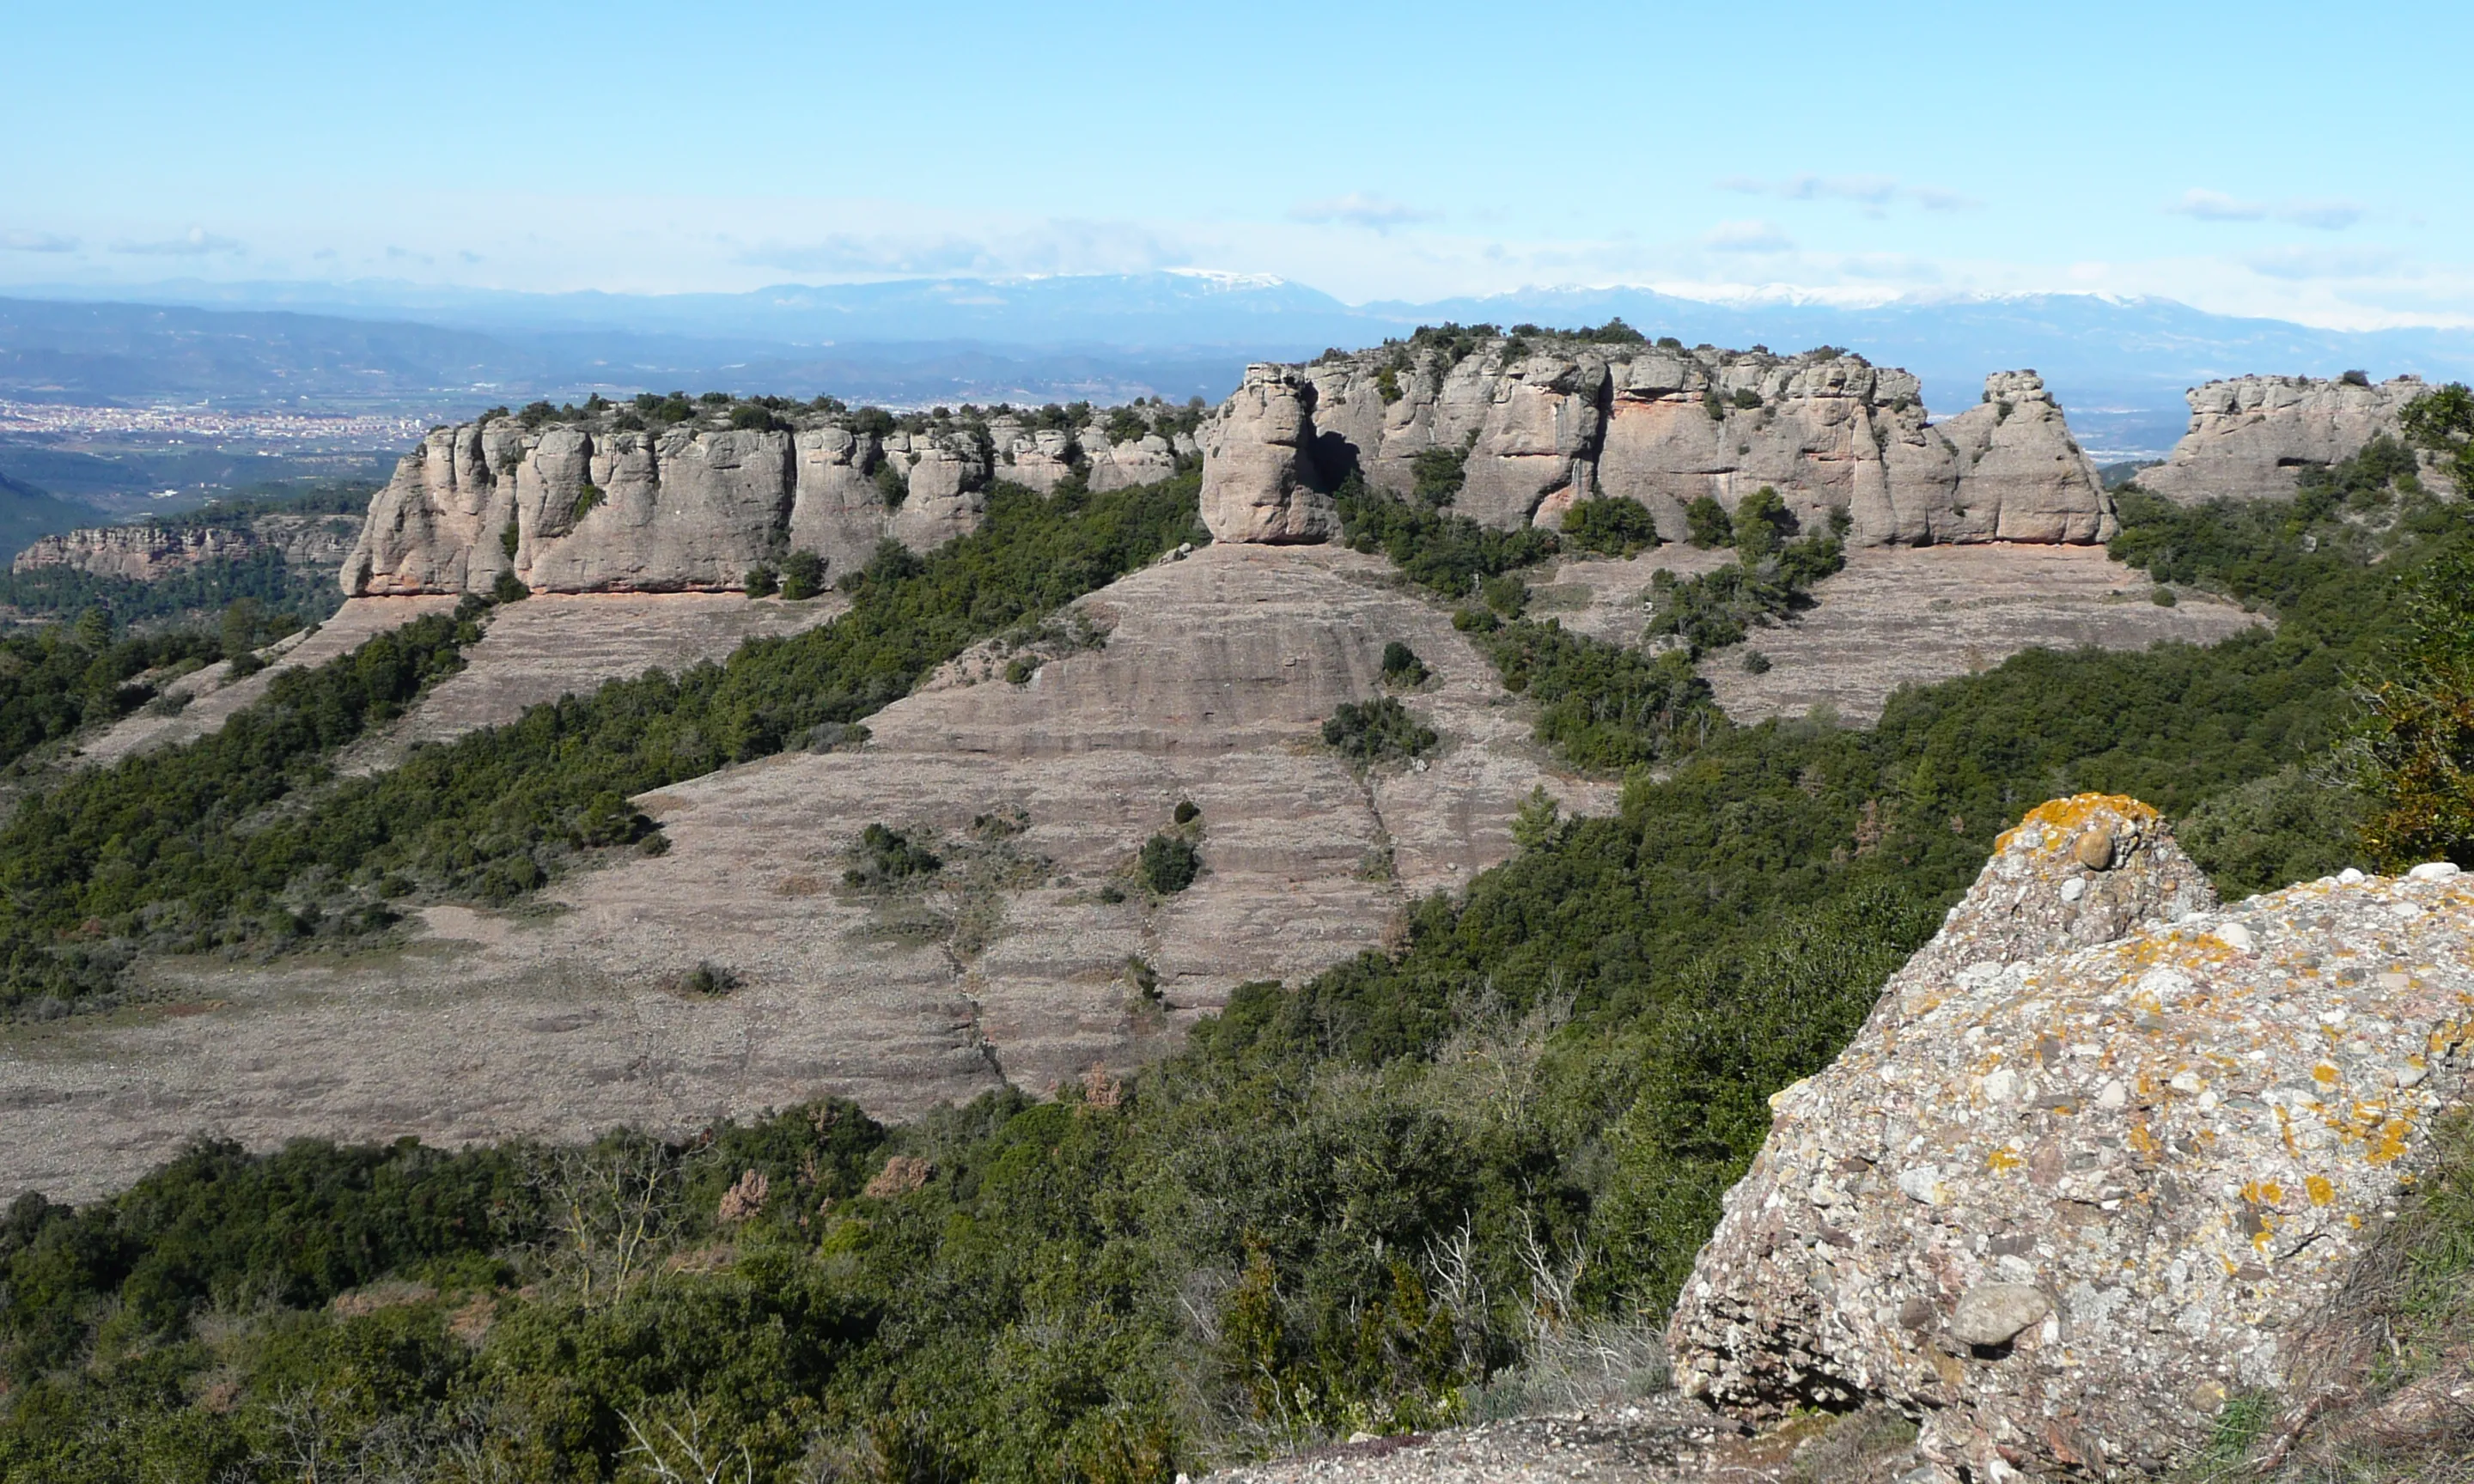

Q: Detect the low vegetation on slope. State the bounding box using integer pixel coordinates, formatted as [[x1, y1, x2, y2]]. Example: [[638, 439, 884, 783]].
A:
[[3, 398, 2473, 1481], [0, 474, 1204, 1015]]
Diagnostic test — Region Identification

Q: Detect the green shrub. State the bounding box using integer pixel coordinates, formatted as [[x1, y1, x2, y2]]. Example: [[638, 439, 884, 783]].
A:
[[745, 565, 778, 598], [1410, 447, 1468, 508], [1137, 832, 1202, 894], [1005, 655, 1036, 684], [1173, 800, 1201, 825], [779, 549, 826, 601], [874, 459, 910, 509], [844, 823, 941, 889], [2151, 584, 2177, 606], [1560, 496, 1661, 556], [1334, 474, 1557, 603], [680, 959, 740, 995], [1380, 640, 1429, 687], [1322, 696, 1440, 763], [1731, 486, 1791, 560], [1684, 495, 1731, 548], [1645, 514, 1846, 659]]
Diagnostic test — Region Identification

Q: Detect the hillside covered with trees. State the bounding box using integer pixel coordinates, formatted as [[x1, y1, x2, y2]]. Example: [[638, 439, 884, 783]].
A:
[[0, 383, 2470, 1482]]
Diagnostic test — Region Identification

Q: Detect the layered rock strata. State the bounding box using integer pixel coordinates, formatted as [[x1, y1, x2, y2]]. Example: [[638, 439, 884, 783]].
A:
[[1199, 338, 2113, 547], [344, 405, 1198, 597], [1670, 794, 2474, 1479], [16, 514, 363, 581], [0, 543, 1611, 1203], [2142, 374, 2447, 504]]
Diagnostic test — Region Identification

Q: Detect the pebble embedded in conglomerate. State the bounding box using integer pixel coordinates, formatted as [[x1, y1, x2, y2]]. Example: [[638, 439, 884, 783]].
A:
[[1668, 794, 2474, 1481]]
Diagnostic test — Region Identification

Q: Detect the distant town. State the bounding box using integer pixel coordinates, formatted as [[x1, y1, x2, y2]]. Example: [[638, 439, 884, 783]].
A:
[[0, 398, 433, 451]]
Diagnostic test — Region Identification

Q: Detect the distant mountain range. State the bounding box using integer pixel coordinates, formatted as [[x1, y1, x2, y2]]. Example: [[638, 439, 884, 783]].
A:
[[9, 273, 2474, 457]]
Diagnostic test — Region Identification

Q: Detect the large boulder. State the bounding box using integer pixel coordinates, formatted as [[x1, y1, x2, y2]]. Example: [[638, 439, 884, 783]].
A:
[[1670, 794, 2474, 1479], [1199, 365, 1333, 544], [2142, 375, 2447, 504]]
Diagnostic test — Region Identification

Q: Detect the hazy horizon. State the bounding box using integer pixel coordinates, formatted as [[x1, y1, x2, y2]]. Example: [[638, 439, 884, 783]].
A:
[[7, 1, 2468, 333]]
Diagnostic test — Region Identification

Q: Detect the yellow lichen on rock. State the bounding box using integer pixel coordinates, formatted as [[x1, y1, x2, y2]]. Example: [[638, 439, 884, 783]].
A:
[[1670, 799, 2474, 1481]]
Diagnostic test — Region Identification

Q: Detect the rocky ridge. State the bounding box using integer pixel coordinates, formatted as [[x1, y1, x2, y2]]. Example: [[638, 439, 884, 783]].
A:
[[1199, 338, 2114, 547], [15, 512, 364, 581], [344, 399, 1199, 597], [1668, 795, 2474, 1479], [2141, 374, 2449, 504]]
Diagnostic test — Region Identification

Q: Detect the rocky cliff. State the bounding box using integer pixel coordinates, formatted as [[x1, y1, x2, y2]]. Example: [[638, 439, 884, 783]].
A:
[[1668, 794, 2474, 1479], [2141, 374, 2447, 503], [15, 513, 363, 581], [344, 401, 1198, 596], [1199, 337, 2114, 548]]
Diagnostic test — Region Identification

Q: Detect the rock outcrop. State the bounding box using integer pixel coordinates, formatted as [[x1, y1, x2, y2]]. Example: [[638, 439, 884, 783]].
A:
[[344, 401, 1201, 597], [16, 513, 363, 581], [1198, 337, 2114, 547], [1670, 794, 2474, 1479], [1199, 365, 1336, 543], [2141, 374, 2447, 504]]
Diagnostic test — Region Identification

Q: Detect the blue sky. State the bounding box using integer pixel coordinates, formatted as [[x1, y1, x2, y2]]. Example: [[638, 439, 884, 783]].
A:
[[3, 0, 2465, 327]]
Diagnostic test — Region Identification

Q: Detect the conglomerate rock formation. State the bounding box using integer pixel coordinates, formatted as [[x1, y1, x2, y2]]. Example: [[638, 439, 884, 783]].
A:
[[343, 403, 1197, 596], [15, 512, 363, 580], [1669, 794, 2474, 1480], [1198, 338, 2114, 547], [2140, 374, 2449, 504]]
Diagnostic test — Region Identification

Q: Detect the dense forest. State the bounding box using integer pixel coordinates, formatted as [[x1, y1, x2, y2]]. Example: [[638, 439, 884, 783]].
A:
[[0, 387, 2470, 1481]]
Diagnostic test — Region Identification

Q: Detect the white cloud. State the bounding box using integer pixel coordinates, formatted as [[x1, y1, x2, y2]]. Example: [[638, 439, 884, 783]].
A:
[[2168, 189, 2363, 230], [1718, 173, 1979, 215], [735, 219, 1187, 279], [1703, 219, 1795, 253], [2281, 199, 2366, 231], [1285, 192, 1439, 232], [110, 226, 243, 256], [2242, 245, 2404, 281], [0, 229, 78, 253]]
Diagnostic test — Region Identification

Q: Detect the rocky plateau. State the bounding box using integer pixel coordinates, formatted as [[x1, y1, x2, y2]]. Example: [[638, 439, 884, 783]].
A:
[[1199, 343, 2115, 548], [2142, 374, 2453, 504], [345, 404, 1196, 597], [13, 510, 364, 581]]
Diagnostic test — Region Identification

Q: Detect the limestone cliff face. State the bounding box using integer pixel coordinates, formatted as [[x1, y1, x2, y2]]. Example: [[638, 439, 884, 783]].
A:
[[17, 514, 363, 581], [2141, 374, 2446, 504], [344, 400, 1207, 596], [1669, 794, 2474, 1479], [1199, 337, 2113, 547]]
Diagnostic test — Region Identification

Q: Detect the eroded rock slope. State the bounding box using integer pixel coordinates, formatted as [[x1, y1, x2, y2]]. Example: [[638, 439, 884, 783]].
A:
[[1669, 795, 2474, 1479], [0, 543, 1608, 1202]]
